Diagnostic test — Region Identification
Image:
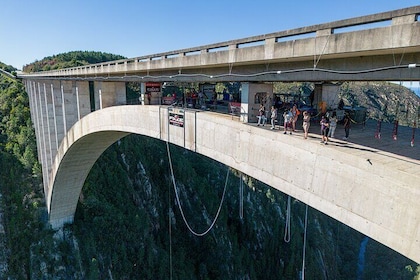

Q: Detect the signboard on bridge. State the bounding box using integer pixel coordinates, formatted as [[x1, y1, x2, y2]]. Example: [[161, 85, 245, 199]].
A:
[[169, 108, 184, 127], [146, 82, 161, 93]]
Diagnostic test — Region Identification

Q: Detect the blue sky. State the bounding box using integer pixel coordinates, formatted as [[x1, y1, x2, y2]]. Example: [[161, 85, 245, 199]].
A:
[[0, 0, 419, 72]]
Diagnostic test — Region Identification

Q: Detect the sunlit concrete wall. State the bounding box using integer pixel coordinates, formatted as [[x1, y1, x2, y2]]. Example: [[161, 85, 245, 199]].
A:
[[46, 105, 420, 264]]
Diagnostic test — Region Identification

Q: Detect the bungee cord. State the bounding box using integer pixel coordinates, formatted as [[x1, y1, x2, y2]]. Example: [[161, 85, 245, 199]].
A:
[[239, 174, 244, 220], [301, 204, 309, 280], [283, 195, 291, 243], [168, 176, 173, 280], [166, 140, 229, 237], [313, 34, 331, 69]]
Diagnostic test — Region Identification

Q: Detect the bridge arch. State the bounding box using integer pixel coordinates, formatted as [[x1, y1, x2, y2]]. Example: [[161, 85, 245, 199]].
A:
[[47, 105, 420, 264]]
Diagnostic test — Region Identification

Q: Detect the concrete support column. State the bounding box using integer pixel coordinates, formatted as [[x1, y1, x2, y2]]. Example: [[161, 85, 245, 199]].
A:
[[264, 38, 276, 59], [61, 81, 78, 132], [73, 81, 90, 119], [241, 82, 273, 123], [228, 44, 237, 64], [26, 80, 37, 135], [51, 81, 65, 148], [316, 28, 332, 36], [50, 83, 59, 152], [314, 83, 341, 114], [140, 83, 146, 105], [36, 81, 49, 195], [42, 82, 54, 171], [27, 81, 42, 163], [392, 14, 416, 25], [314, 84, 324, 113], [94, 81, 127, 108], [240, 83, 250, 123]]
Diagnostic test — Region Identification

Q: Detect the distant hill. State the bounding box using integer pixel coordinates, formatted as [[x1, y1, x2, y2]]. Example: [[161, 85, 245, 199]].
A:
[[22, 51, 126, 72], [274, 81, 420, 126], [0, 62, 17, 77], [339, 81, 420, 126]]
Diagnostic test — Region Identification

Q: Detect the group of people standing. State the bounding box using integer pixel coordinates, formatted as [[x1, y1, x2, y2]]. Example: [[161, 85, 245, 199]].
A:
[[282, 104, 300, 135], [257, 104, 352, 142], [319, 111, 351, 144]]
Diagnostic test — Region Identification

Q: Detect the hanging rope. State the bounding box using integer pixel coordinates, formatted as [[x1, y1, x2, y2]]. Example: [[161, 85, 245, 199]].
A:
[[392, 120, 398, 140], [411, 122, 416, 147], [313, 34, 331, 69], [239, 174, 244, 220], [284, 196, 291, 243], [301, 204, 309, 280], [168, 175, 173, 280], [375, 120, 382, 139], [166, 141, 229, 237]]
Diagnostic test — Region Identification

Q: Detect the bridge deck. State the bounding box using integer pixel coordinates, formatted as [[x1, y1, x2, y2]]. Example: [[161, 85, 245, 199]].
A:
[[255, 118, 420, 167]]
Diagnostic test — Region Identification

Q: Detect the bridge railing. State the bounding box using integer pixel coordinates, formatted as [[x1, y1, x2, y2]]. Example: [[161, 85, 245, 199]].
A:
[[19, 6, 420, 79]]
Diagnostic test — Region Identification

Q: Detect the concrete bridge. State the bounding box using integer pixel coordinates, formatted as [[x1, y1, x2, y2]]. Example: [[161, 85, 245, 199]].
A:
[[21, 6, 420, 83], [20, 6, 420, 264]]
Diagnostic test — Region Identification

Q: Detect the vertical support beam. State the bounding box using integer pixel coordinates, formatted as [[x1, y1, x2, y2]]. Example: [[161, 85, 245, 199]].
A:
[[75, 81, 91, 118], [43, 83, 53, 169], [60, 80, 78, 133], [26, 80, 37, 133], [51, 84, 59, 152], [240, 82, 249, 123], [51, 80, 65, 149], [37, 82, 49, 195], [76, 86, 81, 121], [61, 84, 67, 133], [28, 81, 42, 163], [94, 81, 127, 108], [99, 89, 103, 109], [140, 83, 146, 105], [241, 82, 273, 123], [264, 38, 276, 60]]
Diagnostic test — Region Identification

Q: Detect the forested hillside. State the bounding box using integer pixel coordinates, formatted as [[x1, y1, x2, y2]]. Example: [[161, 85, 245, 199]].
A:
[[1, 56, 420, 279], [22, 51, 126, 72]]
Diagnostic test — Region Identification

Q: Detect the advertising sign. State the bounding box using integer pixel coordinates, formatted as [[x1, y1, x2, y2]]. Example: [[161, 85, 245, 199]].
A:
[[169, 108, 184, 127], [146, 82, 161, 93]]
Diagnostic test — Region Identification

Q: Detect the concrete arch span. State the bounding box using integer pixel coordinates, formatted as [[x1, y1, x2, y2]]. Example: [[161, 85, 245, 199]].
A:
[[48, 105, 420, 264]]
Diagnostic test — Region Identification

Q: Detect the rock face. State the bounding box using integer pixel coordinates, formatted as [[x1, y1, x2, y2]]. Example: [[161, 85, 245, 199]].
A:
[[339, 81, 420, 126]]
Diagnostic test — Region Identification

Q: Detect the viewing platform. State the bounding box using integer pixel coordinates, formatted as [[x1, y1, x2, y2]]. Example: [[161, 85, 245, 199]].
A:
[[255, 117, 420, 163]]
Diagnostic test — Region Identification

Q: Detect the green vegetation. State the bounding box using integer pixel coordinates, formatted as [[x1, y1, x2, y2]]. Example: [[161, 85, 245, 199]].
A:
[[22, 51, 126, 72], [0, 53, 419, 279]]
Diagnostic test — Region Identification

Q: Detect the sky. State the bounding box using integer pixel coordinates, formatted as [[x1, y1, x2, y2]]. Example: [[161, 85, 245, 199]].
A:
[[0, 1, 419, 81]]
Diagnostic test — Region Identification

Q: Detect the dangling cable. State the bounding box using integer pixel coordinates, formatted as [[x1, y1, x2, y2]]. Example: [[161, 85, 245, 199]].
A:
[[284, 196, 291, 243], [301, 204, 309, 280], [313, 34, 331, 68], [166, 141, 229, 237], [239, 174, 244, 220], [169, 172, 173, 280]]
